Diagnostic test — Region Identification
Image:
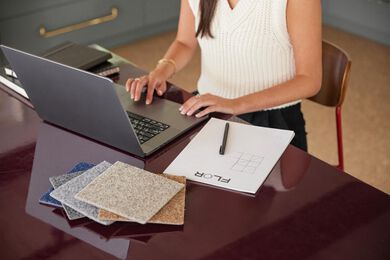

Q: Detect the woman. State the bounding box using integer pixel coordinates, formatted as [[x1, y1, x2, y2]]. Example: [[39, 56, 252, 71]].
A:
[[126, 0, 322, 151]]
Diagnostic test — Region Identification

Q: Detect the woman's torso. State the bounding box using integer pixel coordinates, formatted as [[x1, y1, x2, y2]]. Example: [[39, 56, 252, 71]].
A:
[[188, 0, 299, 109]]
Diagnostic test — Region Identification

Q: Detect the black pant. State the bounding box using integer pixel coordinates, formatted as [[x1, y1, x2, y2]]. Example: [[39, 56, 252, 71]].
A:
[[238, 103, 307, 151]]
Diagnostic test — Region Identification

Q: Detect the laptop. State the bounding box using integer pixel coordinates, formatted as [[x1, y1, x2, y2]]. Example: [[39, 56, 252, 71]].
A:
[[1, 45, 207, 157]]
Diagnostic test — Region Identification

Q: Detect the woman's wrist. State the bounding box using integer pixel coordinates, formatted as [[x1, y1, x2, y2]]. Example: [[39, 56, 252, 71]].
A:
[[155, 58, 176, 79], [158, 58, 177, 73], [231, 97, 247, 115]]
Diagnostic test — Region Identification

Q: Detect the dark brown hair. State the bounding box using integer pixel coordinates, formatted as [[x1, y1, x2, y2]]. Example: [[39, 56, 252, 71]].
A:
[[196, 0, 218, 38]]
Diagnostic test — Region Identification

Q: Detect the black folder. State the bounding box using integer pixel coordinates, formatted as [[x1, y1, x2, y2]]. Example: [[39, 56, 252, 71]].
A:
[[42, 41, 112, 70]]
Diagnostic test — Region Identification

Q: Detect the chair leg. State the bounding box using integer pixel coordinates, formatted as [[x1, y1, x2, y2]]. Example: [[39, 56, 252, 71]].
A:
[[336, 106, 344, 171]]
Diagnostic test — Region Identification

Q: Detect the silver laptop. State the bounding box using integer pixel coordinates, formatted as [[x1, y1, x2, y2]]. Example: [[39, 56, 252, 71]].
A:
[[1, 45, 207, 157]]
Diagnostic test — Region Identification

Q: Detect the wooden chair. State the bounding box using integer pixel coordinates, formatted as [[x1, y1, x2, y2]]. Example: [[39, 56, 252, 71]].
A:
[[309, 40, 352, 171]]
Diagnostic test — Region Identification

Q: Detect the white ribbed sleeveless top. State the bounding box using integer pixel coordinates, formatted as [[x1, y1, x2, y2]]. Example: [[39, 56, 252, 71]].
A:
[[188, 0, 300, 109]]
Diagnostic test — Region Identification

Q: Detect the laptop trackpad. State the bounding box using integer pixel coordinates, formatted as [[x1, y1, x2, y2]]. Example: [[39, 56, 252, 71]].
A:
[[112, 82, 202, 129], [127, 97, 201, 130]]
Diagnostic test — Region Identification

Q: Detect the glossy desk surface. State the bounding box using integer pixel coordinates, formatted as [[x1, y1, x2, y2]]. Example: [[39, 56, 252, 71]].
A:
[[0, 64, 389, 260]]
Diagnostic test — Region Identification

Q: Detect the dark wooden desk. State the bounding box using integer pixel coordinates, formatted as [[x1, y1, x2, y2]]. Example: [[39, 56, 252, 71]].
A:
[[0, 62, 389, 260]]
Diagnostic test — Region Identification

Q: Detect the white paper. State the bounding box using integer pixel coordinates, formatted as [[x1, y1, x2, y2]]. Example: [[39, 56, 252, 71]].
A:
[[0, 74, 28, 98], [164, 118, 294, 194]]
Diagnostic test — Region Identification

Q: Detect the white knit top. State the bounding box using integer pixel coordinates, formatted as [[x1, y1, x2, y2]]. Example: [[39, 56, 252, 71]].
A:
[[188, 0, 300, 109]]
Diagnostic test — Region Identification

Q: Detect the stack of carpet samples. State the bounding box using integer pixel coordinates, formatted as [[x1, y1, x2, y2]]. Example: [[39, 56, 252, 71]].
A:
[[39, 161, 186, 225]]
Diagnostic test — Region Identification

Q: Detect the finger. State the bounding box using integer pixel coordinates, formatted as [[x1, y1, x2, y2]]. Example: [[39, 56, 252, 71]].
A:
[[181, 94, 214, 115], [180, 95, 201, 114], [146, 79, 158, 105], [130, 79, 138, 99], [195, 106, 218, 118], [125, 78, 133, 92], [134, 77, 149, 101], [155, 81, 167, 96], [186, 98, 215, 116]]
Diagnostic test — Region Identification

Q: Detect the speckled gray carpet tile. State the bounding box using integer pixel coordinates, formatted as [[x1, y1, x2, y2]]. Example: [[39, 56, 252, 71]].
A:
[[75, 161, 185, 224], [50, 170, 85, 189], [50, 161, 114, 226], [49, 170, 86, 220]]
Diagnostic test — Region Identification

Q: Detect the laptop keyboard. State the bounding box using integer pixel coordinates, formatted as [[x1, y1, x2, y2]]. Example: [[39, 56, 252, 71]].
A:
[[126, 111, 170, 144]]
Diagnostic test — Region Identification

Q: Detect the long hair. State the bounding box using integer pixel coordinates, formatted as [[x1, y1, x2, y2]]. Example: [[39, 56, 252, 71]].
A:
[[195, 0, 218, 38]]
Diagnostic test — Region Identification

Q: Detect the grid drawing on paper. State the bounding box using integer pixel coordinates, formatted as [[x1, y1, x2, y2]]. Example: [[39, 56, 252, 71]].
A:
[[229, 152, 264, 174]]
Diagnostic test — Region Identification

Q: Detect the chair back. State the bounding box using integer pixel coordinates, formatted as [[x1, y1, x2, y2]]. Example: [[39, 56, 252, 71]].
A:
[[310, 40, 351, 107]]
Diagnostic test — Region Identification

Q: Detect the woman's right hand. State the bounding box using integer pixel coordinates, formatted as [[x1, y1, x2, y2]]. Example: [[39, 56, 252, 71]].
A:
[[125, 64, 174, 105]]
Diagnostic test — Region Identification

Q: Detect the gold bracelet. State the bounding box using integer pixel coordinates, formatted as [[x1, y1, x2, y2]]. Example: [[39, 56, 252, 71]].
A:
[[157, 58, 177, 74]]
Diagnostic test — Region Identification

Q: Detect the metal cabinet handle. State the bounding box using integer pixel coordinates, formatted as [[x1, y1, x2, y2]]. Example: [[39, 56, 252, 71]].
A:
[[39, 7, 118, 38]]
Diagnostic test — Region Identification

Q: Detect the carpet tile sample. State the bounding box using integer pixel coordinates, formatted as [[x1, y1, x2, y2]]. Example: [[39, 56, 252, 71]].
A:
[[61, 204, 85, 221], [38, 163, 95, 219], [98, 174, 186, 225], [75, 161, 185, 224], [50, 161, 114, 226], [49, 170, 86, 189], [69, 162, 95, 173], [39, 187, 62, 207], [49, 170, 87, 220]]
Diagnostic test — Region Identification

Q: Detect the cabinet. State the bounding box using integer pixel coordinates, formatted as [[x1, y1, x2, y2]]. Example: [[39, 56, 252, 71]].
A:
[[0, 0, 180, 54], [322, 0, 390, 45]]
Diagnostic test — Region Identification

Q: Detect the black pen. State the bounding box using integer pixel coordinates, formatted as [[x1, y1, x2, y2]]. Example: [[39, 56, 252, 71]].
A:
[[219, 122, 229, 155]]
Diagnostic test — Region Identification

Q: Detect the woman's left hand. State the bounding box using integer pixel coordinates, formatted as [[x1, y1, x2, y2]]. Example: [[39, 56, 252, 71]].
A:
[[179, 93, 241, 118]]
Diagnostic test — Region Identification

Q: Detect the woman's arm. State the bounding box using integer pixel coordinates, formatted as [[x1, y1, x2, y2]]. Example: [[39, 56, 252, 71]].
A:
[[181, 0, 322, 117], [127, 0, 198, 104]]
